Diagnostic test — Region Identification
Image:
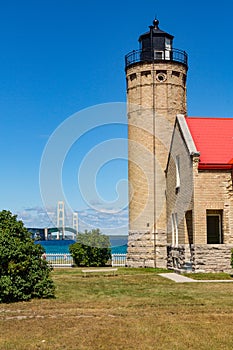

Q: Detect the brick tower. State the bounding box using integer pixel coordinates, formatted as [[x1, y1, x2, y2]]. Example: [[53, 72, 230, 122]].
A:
[[125, 19, 188, 267]]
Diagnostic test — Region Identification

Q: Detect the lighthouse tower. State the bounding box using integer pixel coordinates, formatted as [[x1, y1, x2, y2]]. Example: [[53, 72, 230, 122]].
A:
[[125, 19, 188, 267]]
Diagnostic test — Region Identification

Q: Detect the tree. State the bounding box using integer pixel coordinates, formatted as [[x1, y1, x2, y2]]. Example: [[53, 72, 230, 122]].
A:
[[69, 229, 111, 267], [0, 210, 55, 303]]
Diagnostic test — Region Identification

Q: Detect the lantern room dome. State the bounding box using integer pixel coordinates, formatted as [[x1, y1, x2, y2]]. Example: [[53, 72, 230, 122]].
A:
[[138, 18, 174, 43], [139, 18, 174, 54], [125, 18, 188, 68]]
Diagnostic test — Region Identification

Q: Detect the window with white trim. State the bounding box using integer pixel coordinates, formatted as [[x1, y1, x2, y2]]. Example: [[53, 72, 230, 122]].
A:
[[175, 155, 180, 190], [207, 211, 223, 244], [171, 213, 178, 246], [165, 38, 171, 60], [154, 50, 164, 60], [165, 38, 171, 50]]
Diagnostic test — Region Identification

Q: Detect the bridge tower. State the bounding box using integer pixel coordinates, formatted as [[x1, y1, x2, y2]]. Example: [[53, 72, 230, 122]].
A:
[[57, 201, 65, 239], [73, 212, 79, 238], [125, 19, 188, 267]]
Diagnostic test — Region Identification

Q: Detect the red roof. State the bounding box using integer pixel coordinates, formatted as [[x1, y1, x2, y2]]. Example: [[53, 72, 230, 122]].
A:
[[185, 117, 233, 169]]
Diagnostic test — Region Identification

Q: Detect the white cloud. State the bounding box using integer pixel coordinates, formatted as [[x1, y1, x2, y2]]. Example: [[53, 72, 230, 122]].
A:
[[16, 205, 128, 236]]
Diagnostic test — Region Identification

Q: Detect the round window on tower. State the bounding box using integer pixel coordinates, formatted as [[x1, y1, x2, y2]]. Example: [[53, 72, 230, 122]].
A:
[[156, 72, 167, 82]]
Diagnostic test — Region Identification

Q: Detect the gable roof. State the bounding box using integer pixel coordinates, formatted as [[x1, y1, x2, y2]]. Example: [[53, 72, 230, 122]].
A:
[[185, 117, 233, 169]]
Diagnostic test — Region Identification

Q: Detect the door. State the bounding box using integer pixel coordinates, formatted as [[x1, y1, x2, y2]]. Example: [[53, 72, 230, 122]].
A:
[[207, 214, 222, 244]]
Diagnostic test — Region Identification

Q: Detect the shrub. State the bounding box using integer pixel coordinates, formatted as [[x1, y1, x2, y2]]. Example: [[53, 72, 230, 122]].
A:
[[69, 229, 111, 267], [0, 210, 55, 303], [231, 249, 233, 269]]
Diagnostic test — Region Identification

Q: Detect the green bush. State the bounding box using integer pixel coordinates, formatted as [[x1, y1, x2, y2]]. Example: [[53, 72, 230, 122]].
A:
[[0, 210, 55, 303], [69, 229, 111, 267], [231, 249, 233, 269]]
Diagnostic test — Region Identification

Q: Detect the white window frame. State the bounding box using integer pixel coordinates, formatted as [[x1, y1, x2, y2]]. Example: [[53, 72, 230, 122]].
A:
[[154, 50, 164, 60], [172, 213, 178, 247], [171, 215, 175, 246], [175, 155, 180, 189], [165, 38, 171, 50], [207, 213, 222, 244], [165, 50, 170, 60], [165, 38, 171, 60]]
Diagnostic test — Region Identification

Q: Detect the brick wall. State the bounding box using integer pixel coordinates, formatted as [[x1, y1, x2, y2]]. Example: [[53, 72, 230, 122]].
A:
[[126, 60, 187, 268], [193, 169, 233, 244], [167, 244, 233, 272], [166, 118, 233, 272], [166, 121, 194, 245], [191, 244, 233, 272]]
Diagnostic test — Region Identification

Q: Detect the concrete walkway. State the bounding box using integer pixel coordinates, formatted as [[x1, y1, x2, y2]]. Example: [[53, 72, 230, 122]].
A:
[[159, 273, 233, 283]]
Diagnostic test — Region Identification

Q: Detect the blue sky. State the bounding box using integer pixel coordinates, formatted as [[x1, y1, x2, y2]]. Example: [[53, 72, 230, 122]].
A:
[[0, 0, 233, 234]]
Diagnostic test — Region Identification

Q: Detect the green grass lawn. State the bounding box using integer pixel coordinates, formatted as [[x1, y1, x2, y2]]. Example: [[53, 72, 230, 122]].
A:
[[183, 272, 233, 280], [0, 267, 233, 349]]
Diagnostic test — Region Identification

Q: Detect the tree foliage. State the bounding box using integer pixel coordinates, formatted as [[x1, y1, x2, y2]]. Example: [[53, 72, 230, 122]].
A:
[[0, 210, 55, 303], [69, 229, 111, 267]]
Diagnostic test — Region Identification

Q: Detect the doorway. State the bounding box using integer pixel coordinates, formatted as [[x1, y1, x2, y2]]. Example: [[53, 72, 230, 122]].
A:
[[207, 212, 222, 244]]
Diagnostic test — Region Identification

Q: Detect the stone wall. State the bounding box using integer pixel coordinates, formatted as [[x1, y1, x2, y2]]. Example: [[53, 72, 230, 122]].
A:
[[126, 62, 187, 125], [126, 231, 156, 268], [193, 169, 233, 244], [167, 244, 233, 273], [126, 230, 168, 268], [126, 60, 187, 268], [166, 116, 233, 273], [167, 245, 186, 270], [166, 120, 194, 245], [191, 244, 233, 273]]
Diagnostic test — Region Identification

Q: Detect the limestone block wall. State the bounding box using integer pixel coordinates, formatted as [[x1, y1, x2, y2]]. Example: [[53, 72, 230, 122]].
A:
[[126, 62, 187, 125], [167, 244, 233, 272], [126, 60, 187, 268], [193, 169, 233, 244], [126, 231, 156, 268], [128, 111, 155, 232], [191, 244, 233, 273], [166, 119, 233, 272], [167, 245, 186, 270], [166, 164, 233, 272], [166, 121, 194, 245]]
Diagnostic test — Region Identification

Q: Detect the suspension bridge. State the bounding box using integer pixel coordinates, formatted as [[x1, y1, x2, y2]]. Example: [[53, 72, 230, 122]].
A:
[[27, 201, 78, 241]]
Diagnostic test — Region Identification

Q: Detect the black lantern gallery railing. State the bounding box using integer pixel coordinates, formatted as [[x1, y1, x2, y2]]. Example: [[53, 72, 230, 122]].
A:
[[125, 48, 188, 68]]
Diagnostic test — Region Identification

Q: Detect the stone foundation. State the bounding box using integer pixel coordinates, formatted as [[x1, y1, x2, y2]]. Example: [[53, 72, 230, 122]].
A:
[[167, 244, 233, 273], [191, 244, 233, 273], [126, 231, 155, 268], [154, 231, 167, 268], [167, 245, 187, 270], [126, 230, 167, 268]]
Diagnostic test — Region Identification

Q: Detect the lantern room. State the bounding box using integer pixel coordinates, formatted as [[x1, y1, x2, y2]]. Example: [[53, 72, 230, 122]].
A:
[[139, 19, 173, 61], [125, 19, 188, 68]]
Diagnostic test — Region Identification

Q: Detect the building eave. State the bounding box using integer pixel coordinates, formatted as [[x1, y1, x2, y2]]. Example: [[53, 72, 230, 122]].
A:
[[176, 114, 200, 157], [165, 114, 200, 174], [198, 163, 233, 170]]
